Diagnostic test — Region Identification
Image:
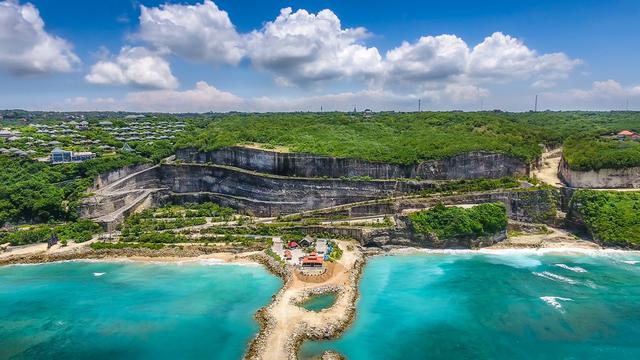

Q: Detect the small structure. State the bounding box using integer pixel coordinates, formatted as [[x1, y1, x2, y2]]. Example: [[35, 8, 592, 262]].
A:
[[299, 236, 313, 247], [288, 241, 299, 249], [617, 130, 638, 140], [301, 252, 324, 268], [121, 143, 134, 152], [315, 239, 328, 255], [50, 147, 96, 164], [98, 121, 113, 127], [284, 250, 292, 260]]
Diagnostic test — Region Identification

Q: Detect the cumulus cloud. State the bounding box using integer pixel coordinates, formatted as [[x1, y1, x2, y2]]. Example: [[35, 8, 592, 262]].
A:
[[541, 80, 640, 110], [0, 0, 79, 75], [138, 0, 244, 65], [468, 32, 580, 84], [246, 7, 383, 86], [85, 46, 178, 89], [124, 81, 244, 112], [383, 32, 579, 89], [385, 35, 469, 83]]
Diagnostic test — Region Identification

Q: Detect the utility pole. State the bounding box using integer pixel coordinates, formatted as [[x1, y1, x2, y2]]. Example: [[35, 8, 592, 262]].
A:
[[320, 105, 323, 112], [534, 94, 538, 112], [418, 99, 421, 112]]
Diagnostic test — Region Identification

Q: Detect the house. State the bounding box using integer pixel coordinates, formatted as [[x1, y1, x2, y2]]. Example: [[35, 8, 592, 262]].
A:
[[288, 241, 299, 249], [284, 250, 292, 260], [0, 129, 18, 139], [50, 147, 96, 164], [299, 236, 313, 247], [301, 252, 324, 268], [617, 130, 638, 140], [315, 239, 328, 254], [98, 121, 113, 127]]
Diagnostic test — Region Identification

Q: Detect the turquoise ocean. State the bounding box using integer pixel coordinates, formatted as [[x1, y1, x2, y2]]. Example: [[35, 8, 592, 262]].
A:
[[0, 260, 281, 359], [302, 252, 640, 360], [3, 253, 640, 360]]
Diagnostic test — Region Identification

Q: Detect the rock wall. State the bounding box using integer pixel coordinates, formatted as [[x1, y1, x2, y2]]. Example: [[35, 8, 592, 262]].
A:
[[176, 147, 529, 180], [158, 164, 430, 215], [90, 163, 154, 191], [558, 157, 640, 189]]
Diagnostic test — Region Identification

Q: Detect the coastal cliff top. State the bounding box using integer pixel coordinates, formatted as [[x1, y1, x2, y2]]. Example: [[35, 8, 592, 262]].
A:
[[175, 112, 640, 165]]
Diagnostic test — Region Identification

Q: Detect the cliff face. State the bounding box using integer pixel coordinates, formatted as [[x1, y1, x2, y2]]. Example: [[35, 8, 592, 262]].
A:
[[559, 157, 640, 189], [176, 147, 529, 180]]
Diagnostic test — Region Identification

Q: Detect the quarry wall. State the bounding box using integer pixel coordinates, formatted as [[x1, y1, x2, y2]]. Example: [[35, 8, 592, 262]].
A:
[[558, 157, 640, 189], [175, 147, 529, 180]]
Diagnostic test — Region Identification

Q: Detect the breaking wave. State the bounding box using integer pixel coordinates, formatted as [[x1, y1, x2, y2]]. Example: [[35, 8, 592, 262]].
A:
[[532, 271, 578, 285], [540, 296, 573, 311], [554, 263, 587, 273]]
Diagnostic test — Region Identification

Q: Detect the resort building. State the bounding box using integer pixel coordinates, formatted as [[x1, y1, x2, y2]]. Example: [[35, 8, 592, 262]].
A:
[[301, 252, 324, 268], [50, 147, 96, 164], [617, 130, 639, 140]]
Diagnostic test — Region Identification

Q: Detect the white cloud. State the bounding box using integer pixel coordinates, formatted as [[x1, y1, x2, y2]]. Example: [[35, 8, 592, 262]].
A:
[[138, 0, 244, 65], [55, 79, 489, 113], [124, 81, 244, 112], [541, 80, 640, 110], [0, 0, 79, 75], [245, 7, 383, 86], [468, 32, 580, 84], [85, 46, 178, 89], [385, 35, 469, 83]]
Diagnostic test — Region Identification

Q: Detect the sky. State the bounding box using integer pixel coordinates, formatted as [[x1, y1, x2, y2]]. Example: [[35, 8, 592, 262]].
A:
[[1, 0, 640, 112]]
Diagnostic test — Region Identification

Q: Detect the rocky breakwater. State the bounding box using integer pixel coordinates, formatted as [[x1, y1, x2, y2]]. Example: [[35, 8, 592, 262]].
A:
[[176, 147, 530, 180], [244, 240, 364, 360], [559, 156, 640, 189]]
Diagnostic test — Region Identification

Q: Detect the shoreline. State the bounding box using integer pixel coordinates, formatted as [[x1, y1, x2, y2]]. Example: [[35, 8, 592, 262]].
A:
[[3, 238, 640, 360]]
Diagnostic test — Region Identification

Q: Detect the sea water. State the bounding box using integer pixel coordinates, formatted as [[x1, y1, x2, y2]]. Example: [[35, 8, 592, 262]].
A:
[[302, 252, 640, 360], [0, 261, 281, 359]]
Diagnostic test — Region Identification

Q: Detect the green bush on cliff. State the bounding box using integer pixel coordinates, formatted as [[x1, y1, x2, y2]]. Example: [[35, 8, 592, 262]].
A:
[[409, 202, 507, 239], [571, 190, 640, 246], [0, 220, 102, 245], [564, 137, 640, 171]]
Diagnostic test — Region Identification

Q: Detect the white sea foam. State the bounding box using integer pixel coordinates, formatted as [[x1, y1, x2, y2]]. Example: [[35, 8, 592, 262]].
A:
[[540, 296, 573, 311], [554, 263, 587, 273], [621, 260, 640, 265], [93, 272, 105, 277], [532, 271, 578, 285]]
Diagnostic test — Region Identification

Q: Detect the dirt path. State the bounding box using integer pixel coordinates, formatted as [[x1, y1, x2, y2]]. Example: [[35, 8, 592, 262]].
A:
[[532, 148, 564, 187]]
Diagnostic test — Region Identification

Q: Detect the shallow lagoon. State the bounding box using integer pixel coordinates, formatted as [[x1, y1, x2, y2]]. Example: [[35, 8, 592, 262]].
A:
[[0, 260, 281, 359], [302, 252, 640, 360]]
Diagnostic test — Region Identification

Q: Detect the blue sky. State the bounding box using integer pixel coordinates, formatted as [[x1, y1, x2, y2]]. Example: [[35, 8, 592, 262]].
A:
[[1, 0, 639, 112]]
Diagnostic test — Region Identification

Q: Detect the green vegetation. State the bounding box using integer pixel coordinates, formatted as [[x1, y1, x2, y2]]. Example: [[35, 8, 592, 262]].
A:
[[328, 241, 343, 261], [409, 203, 508, 239], [90, 242, 165, 250], [0, 219, 102, 245], [420, 177, 521, 196], [571, 190, 640, 246], [177, 112, 640, 166], [563, 137, 640, 171]]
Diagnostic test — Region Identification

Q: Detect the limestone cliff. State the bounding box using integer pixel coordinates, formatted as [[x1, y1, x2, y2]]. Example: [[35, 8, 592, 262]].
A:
[[558, 156, 640, 189], [176, 147, 529, 180]]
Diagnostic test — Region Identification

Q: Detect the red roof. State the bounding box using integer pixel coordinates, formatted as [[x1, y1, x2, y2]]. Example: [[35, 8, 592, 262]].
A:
[[288, 241, 298, 248], [302, 251, 323, 265], [618, 130, 636, 136]]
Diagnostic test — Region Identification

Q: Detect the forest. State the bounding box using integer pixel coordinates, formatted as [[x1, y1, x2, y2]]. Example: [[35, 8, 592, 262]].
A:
[[176, 111, 640, 168], [571, 190, 640, 247], [408, 202, 508, 239]]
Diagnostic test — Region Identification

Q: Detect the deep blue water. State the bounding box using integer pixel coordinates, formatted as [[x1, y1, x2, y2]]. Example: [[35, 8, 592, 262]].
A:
[[0, 261, 281, 359], [302, 252, 640, 360]]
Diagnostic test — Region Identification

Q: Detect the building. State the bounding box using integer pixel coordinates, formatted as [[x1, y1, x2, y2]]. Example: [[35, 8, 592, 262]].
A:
[[299, 236, 313, 247], [617, 130, 638, 140], [284, 250, 292, 261], [50, 147, 96, 164], [301, 252, 324, 268]]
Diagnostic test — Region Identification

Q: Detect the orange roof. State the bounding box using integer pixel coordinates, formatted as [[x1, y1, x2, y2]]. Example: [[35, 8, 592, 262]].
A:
[[618, 130, 636, 136]]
